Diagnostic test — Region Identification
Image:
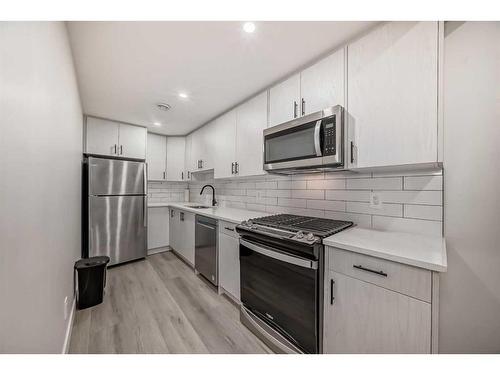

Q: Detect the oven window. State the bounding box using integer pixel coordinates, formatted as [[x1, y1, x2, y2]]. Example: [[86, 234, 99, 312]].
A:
[[265, 123, 317, 163], [240, 243, 318, 353]]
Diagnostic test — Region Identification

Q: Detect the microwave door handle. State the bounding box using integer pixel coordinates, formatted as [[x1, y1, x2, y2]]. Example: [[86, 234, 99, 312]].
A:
[[314, 120, 322, 157]]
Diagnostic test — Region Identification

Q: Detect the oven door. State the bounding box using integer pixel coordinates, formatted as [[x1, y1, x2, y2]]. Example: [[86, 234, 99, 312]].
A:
[[239, 238, 319, 353]]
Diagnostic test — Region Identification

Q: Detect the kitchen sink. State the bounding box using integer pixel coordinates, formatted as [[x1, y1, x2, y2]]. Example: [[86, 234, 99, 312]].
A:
[[186, 205, 211, 209]]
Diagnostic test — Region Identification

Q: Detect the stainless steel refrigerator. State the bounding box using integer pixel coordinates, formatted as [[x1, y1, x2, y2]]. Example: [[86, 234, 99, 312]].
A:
[[83, 156, 147, 266]]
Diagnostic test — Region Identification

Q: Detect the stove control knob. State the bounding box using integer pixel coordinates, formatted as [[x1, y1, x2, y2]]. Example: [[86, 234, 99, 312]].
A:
[[241, 221, 249, 227], [247, 220, 253, 226], [306, 233, 315, 241], [296, 231, 304, 239]]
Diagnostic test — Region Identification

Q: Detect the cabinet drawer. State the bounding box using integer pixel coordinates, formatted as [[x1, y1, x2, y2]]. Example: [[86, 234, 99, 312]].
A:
[[219, 220, 238, 238], [327, 247, 431, 302]]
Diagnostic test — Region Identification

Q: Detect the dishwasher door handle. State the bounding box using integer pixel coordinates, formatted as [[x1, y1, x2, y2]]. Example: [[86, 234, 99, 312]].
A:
[[197, 222, 216, 230]]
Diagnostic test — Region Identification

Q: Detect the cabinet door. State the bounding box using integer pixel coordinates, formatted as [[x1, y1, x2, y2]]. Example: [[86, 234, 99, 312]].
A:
[[324, 271, 431, 353], [201, 120, 216, 170], [190, 128, 203, 171], [147, 206, 169, 249], [214, 110, 237, 179], [347, 21, 438, 168], [269, 73, 301, 127], [218, 232, 240, 301], [118, 123, 147, 159], [85, 116, 119, 156], [300, 48, 345, 115], [166, 137, 186, 181], [146, 133, 167, 181], [236, 91, 268, 177], [178, 211, 195, 265], [184, 134, 192, 178]]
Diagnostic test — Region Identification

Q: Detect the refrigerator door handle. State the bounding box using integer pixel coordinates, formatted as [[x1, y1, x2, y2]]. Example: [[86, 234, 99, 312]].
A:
[[143, 164, 147, 227]]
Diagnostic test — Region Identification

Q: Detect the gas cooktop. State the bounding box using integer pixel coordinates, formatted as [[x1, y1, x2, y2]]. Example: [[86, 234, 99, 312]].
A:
[[238, 214, 353, 244]]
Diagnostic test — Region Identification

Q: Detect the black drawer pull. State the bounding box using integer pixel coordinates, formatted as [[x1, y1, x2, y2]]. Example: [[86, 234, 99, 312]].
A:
[[353, 264, 388, 277], [330, 279, 335, 305], [224, 227, 234, 231]]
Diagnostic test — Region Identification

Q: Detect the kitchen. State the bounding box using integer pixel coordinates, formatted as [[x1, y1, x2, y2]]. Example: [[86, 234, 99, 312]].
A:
[[1, 5, 499, 369]]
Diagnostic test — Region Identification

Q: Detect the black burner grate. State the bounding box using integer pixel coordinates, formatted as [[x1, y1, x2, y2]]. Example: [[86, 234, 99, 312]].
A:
[[251, 214, 353, 238]]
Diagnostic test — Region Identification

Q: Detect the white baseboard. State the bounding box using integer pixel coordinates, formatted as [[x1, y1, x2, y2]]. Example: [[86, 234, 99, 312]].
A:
[[147, 246, 171, 256], [61, 297, 76, 354]]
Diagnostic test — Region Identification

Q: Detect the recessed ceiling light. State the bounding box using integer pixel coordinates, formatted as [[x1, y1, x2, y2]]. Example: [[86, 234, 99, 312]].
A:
[[153, 122, 161, 126], [178, 92, 188, 99], [156, 103, 171, 111], [243, 22, 256, 33]]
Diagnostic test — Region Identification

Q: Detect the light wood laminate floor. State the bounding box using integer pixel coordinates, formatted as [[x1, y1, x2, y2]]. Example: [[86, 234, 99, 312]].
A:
[[69, 251, 271, 354]]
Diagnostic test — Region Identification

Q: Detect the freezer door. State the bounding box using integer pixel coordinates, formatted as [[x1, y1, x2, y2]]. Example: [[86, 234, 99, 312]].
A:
[[89, 195, 147, 265], [88, 157, 145, 195]]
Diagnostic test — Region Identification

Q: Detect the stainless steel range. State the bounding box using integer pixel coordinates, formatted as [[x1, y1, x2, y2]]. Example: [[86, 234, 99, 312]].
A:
[[236, 214, 353, 354]]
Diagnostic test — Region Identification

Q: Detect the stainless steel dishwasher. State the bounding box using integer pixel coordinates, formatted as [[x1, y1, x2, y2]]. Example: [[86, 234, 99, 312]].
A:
[[195, 215, 218, 286]]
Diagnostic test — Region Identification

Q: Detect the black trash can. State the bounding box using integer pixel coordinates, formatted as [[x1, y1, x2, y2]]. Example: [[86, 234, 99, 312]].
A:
[[74, 256, 110, 309]]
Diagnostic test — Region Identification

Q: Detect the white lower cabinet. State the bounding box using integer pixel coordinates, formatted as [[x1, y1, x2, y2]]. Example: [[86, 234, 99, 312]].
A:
[[169, 209, 195, 266], [218, 221, 240, 301], [147, 206, 169, 250], [323, 247, 435, 353]]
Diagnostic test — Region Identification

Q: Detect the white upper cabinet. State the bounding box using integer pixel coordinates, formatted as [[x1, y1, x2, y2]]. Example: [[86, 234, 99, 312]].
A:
[[269, 73, 301, 127], [166, 137, 186, 181], [184, 133, 192, 179], [235, 91, 268, 177], [300, 48, 345, 114], [85, 117, 120, 156], [189, 128, 203, 171], [118, 123, 147, 159], [85, 116, 146, 160], [347, 21, 439, 169], [214, 110, 237, 179], [146, 133, 167, 181], [202, 120, 216, 170]]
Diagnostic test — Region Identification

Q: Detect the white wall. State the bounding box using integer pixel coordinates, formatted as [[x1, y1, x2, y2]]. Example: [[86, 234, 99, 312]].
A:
[[0, 22, 83, 353], [440, 21, 500, 353]]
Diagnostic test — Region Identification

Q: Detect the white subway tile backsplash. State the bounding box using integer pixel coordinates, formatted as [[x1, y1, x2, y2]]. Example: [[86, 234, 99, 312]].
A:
[[307, 199, 346, 212], [188, 167, 443, 236], [278, 198, 307, 208], [379, 190, 442, 205], [372, 216, 442, 236], [404, 175, 443, 191], [277, 180, 306, 190], [306, 179, 346, 190], [291, 190, 325, 200], [325, 190, 371, 202], [346, 202, 403, 217], [404, 204, 443, 221], [255, 181, 278, 189], [346, 177, 403, 190]]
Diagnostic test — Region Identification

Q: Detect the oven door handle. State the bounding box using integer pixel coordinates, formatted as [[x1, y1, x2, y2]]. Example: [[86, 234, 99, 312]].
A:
[[314, 119, 322, 157], [240, 239, 318, 270]]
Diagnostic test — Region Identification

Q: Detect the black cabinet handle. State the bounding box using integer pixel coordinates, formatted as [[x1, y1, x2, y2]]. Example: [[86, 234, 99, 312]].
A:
[[301, 98, 305, 116], [235, 162, 239, 174], [353, 264, 388, 277], [181, 171, 184, 180], [224, 227, 234, 231], [350, 141, 354, 164], [231, 162, 235, 175], [293, 101, 298, 118], [330, 279, 335, 305]]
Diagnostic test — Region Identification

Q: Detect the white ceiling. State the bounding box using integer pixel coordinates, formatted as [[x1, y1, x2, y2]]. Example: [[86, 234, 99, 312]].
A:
[[67, 21, 376, 135]]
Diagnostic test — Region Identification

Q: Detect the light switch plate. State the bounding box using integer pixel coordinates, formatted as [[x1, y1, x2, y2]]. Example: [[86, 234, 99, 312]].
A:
[[370, 191, 383, 209]]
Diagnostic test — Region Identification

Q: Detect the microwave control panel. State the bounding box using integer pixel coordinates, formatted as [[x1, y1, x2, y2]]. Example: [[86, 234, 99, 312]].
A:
[[322, 117, 336, 156]]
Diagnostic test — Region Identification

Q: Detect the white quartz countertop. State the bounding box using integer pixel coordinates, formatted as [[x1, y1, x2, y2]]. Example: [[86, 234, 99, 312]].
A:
[[148, 202, 266, 224], [323, 227, 447, 272]]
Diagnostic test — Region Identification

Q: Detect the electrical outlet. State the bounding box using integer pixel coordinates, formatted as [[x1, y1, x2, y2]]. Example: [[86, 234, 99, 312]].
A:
[[63, 296, 69, 320], [370, 191, 383, 209]]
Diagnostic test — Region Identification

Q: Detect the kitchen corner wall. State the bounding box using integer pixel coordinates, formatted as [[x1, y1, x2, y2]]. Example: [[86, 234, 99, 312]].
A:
[[189, 169, 444, 237], [148, 181, 189, 203]]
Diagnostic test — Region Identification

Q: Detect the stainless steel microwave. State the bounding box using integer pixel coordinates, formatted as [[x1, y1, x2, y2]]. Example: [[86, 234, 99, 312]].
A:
[[263, 105, 345, 173]]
